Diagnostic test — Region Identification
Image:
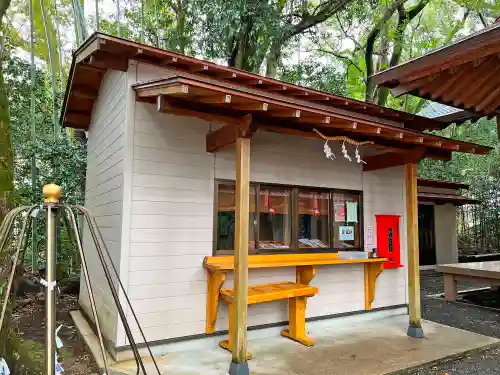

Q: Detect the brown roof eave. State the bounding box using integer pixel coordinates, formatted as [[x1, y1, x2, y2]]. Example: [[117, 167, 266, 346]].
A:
[[417, 178, 469, 190], [370, 22, 500, 86], [418, 192, 480, 206], [61, 32, 449, 132], [132, 76, 492, 155]]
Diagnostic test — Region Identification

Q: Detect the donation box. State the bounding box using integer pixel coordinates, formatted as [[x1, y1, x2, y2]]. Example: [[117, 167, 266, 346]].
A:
[[375, 215, 402, 269]]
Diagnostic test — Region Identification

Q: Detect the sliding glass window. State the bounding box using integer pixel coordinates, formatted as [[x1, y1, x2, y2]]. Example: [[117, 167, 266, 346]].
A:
[[214, 181, 362, 254]]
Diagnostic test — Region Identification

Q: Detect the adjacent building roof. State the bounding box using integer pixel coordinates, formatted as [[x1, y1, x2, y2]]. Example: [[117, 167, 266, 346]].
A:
[[417, 178, 479, 205], [371, 22, 500, 118], [418, 102, 480, 125], [60, 33, 492, 165], [417, 178, 469, 190], [417, 192, 480, 206]]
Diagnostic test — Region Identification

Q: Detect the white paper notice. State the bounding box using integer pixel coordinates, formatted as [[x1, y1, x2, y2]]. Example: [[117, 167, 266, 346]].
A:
[[339, 226, 355, 241], [346, 201, 358, 223], [365, 226, 374, 246]]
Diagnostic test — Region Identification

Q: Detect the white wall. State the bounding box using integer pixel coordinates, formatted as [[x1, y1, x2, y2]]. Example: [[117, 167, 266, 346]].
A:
[[79, 70, 127, 345], [83, 62, 408, 349], [434, 204, 458, 264], [124, 78, 408, 344]]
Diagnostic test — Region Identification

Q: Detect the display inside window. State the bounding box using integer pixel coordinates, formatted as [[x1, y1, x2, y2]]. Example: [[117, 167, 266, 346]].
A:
[[216, 183, 256, 251], [333, 193, 361, 249], [298, 190, 330, 248], [258, 186, 292, 249]]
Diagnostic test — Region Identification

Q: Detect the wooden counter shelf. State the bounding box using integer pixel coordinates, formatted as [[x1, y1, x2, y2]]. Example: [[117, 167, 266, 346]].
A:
[[203, 252, 388, 350]]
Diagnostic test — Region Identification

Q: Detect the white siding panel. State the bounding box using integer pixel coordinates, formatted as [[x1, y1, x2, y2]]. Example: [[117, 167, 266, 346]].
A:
[[128, 281, 206, 299], [129, 241, 211, 257], [131, 214, 211, 229], [131, 201, 213, 216], [129, 254, 206, 271], [122, 63, 408, 344], [79, 70, 127, 346]]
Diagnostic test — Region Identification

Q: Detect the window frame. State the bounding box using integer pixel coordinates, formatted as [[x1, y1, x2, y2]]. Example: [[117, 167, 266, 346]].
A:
[[213, 179, 364, 255]]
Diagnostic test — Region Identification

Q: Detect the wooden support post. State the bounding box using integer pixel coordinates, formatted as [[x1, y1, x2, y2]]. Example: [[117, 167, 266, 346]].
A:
[[443, 274, 457, 301], [205, 270, 226, 334], [281, 297, 315, 346], [405, 163, 424, 338], [229, 135, 251, 375], [364, 262, 384, 310]]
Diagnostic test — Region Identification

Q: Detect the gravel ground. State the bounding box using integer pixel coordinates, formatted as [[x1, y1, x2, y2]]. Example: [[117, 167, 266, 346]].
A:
[[404, 271, 500, 375]]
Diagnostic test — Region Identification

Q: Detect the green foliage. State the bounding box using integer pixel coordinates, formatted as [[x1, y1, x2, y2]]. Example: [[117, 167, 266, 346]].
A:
[[420, 118, 500, 253], [278, 58, 348, 96], [3, 52, 86, 272]]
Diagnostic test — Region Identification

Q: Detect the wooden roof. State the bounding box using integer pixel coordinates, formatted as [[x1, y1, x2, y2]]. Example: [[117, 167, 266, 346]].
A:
[[62, 32, 455, 132], [132, 75, 490, 157], [417, 178, 469, 190], [371, 22, 500, 117], [417, 192, 480, 206], [60, 33, 492, 171]]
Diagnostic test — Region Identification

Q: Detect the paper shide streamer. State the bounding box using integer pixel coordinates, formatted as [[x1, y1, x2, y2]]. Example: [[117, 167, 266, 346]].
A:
[[314, 128, 372, 164]]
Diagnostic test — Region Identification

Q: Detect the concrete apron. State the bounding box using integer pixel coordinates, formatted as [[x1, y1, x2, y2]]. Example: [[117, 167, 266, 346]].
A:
[[95, 313, 498, 375]]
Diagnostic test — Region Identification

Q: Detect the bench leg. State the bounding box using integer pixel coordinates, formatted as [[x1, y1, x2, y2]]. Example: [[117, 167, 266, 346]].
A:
[[206, 271, 225, 334], [281, 297, 315, 346], [220, 304, 253, 360], [444, 274, 457, 301]]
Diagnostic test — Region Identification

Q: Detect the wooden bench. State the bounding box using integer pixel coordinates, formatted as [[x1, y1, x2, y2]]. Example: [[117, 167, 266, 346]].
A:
[[436, 261, 500, 301], [219, 281, 319, 357], [203, 253, 387, 354]]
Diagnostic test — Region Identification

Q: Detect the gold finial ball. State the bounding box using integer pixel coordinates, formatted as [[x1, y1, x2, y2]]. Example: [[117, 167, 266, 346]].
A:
[[43, 184, 62, 203]]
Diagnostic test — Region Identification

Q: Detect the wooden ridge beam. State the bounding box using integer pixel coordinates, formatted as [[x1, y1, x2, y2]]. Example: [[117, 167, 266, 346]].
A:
[[206, 114, 255, 152], [156, 95, 242, 126], [87, 50, 128, 72], [445, 58, 498, 104], [137, 84, 190, 98], [459, 63, 500, 109], [432, 65, 470, 101], [363, 147, 426, 172], [64, 112, 90, 127], [295, 115, 331, 124], [231, 102, 268, 111], [198, 94, 232, 104], [71, 86, 99, 100], [268, 109, 301, 118]]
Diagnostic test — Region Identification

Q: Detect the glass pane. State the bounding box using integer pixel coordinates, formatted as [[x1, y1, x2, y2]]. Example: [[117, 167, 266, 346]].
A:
[[216, 183, 256, 251], [333, 192, 360, 249], [298, 190, 330, 248], [258, 186, 292, 250]]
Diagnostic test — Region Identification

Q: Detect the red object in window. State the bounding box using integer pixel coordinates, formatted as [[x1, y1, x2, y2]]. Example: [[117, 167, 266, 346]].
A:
[[376, 215, 402, 269]]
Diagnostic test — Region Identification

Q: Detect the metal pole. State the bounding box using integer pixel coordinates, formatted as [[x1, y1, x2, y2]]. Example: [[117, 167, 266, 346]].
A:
[[63, 206, 110, 374], [43, 184, 61, 375]]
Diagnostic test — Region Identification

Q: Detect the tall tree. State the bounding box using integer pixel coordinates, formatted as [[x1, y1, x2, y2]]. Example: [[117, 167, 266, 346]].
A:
[[199, 0, 354, 75], [0, 0, 13, 223]]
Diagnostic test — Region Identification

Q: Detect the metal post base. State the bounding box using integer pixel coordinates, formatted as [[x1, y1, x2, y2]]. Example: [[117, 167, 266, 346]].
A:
[[228, 361, 250, 375], [407, 325, 424, 338]]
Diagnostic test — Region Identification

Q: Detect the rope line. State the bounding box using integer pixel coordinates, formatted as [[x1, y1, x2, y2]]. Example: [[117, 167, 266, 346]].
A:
[[313, 128, 374, 146]]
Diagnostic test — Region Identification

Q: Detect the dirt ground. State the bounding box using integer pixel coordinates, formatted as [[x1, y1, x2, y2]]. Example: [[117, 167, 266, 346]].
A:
[[10, 291, 99, 374]]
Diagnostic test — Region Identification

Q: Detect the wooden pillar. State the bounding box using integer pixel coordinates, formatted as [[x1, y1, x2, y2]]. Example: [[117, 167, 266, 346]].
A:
[[229, 135, 251, 374], [405, 163, 424, 338]]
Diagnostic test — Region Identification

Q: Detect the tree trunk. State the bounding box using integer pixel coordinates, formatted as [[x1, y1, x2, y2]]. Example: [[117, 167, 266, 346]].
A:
[[176, 7, 186, 54], [265, 39, 281, 78], [364, 0, 407, 102], [497, 116, 500, 162], [370, 0, 430, 105], [0, 67, 13, 224]]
